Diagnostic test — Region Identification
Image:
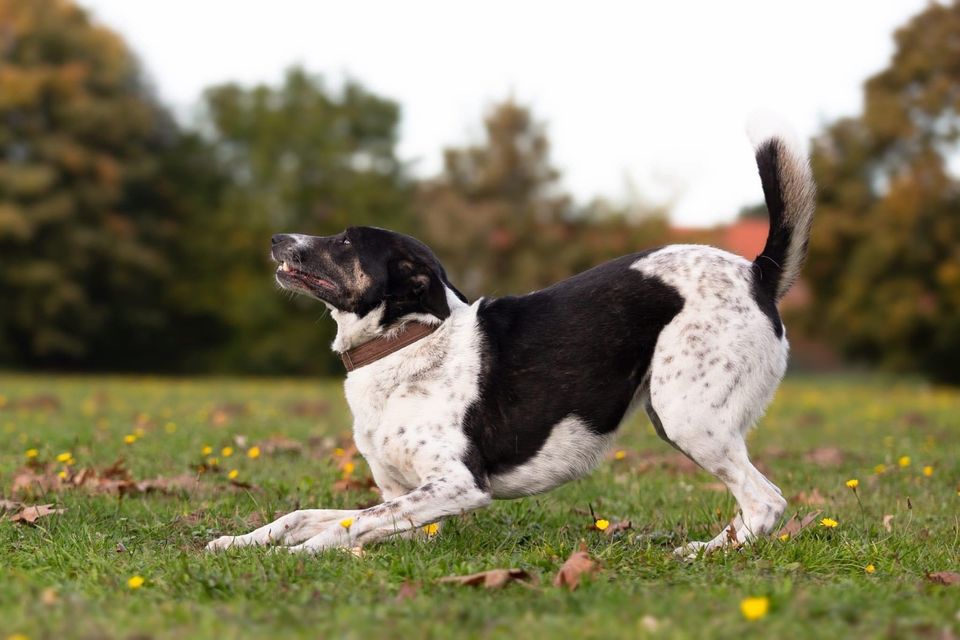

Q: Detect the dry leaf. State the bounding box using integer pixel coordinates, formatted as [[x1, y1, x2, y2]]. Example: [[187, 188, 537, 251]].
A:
[[40, 588, 58, 606], [791, 488, 827, 506], [803, 447, 846, 467], [774, 510, 822, 539], [332, 476, 377, 493], [438, 568, 534, 589], [256, 435, 305, 455], [286, 401, 330, 417], [553, 542, 600, 591], [926, 571, 960, 586], [115, 542, 127, 553], [604, 520, 632, 536], [9, 503, 66, 524], [882, 514, 894, 532], [395, 581, 420, 602], [0, 499, 22, 512]]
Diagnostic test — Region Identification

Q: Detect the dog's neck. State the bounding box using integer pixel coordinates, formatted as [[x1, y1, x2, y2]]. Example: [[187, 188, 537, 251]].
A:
[[329, 287, 468, 355]]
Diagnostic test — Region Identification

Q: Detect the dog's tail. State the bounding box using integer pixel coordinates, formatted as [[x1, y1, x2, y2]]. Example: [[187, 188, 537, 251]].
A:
[[747, 112, 816, 302]]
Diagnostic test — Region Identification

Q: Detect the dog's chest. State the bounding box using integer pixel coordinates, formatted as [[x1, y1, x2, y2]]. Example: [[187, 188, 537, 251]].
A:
[[343, 321, 481, 487]]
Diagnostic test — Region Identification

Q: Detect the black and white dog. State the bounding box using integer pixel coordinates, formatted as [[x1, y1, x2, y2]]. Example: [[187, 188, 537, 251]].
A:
[[208, 119, 815, 556]]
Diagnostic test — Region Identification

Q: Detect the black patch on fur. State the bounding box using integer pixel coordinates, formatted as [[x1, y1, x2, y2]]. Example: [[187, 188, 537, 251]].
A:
[[460, 251, 685, 487]]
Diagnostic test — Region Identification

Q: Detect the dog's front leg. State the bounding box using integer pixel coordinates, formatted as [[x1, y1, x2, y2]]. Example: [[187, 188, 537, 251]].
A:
[[288, 467, 490, 553], [206, 508, 358, 550]]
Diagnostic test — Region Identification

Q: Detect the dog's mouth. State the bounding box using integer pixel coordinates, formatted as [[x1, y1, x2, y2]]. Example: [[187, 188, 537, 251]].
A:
[[276, 260, 338, 294]]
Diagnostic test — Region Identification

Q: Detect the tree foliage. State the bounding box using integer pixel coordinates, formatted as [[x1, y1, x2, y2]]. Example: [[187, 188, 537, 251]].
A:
[[0, 0, 220, 368], [803, 1, 960, 382]]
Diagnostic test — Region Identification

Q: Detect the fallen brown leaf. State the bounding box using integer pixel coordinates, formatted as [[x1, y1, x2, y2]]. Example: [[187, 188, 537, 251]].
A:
[[287, 400, 330, 417], [553, 542, 600, 591], [9, 503, 66, 524], [332, 476, 377, 493], [790, 487, 828, 506], [0, 499, 22, 512], [438, 568, 534, 589], [256, 435, 305, 455], [803, 447, 846, 467], [774, 510, 822, 539], [926, 571, 960, 586], [2, 394, 61, 412], [604, 520, 632, 536]]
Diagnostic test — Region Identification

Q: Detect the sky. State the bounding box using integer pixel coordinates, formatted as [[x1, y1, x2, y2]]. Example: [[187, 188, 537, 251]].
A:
[[79, 0, 930, 226]]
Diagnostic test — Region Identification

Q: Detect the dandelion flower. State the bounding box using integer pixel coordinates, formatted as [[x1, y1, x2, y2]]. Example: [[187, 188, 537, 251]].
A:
[[206, 457, 218, 467], [874, 464, 887, 474], [164, 422, 177, 434], [740, 596, 769, 621], [221, 446, 234, 457], [339, 517, 353, 529], [227, 469, 239, 480], [56, 452, 72, 463], [778, 533, 790, 542], [845, 478, 859, 489], [865, 564, 876, 574], [247, 446, 261, 459], [201, 445, 213, 456], [614, 450, 627, 460], [820, 517, 838, 528], [342, 462, 355, 476], [7, 634, 29, 640], [423, 523, 440, 537], [333, 447, 345, 457], [594, 519, 610, 531], [57, 470, 67, 480], [123, 434, 137, 445], [922, 465, 933, 477], [25, 448, 38, 459], [898, 456, 911, 468], [127, 576, 145, 589]]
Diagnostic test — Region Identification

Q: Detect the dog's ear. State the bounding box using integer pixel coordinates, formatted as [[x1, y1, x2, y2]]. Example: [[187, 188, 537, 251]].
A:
[[388, 257, 450, 320]]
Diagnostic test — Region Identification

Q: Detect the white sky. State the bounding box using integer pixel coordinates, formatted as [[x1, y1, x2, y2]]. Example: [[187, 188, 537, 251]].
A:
[[80, 0, 928, 226]]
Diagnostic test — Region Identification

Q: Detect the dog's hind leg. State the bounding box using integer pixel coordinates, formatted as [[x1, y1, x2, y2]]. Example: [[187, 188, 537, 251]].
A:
[[645, 326, 788, 557]]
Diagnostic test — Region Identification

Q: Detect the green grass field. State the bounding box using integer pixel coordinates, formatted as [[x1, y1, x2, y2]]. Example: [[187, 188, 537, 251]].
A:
[[0, 374, 958, 639]]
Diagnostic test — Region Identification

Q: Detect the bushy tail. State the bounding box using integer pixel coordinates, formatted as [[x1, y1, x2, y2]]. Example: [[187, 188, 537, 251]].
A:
[[747, 114, 816, 302]]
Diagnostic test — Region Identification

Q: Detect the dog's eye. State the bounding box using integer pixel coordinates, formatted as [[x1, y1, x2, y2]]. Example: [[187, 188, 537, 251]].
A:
[[342, 238, 351, 245]]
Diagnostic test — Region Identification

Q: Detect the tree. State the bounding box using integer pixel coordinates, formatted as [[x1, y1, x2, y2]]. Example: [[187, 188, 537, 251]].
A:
[[417, 100, 668, 299], [804, 1, 960, 382], [198, 68, 411, 373], [0, 0, 218, 369]]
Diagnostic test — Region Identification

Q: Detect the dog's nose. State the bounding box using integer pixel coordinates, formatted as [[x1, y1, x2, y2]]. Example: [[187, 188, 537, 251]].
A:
[[272, 234, 292, 246]]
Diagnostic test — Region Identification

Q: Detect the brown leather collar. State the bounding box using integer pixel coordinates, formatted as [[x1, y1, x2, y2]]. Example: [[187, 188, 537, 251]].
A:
[[340, 321, 440, 372]]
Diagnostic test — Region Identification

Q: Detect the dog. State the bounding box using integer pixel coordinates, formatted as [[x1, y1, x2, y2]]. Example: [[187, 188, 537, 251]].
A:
[[207, 118, 815, 556]]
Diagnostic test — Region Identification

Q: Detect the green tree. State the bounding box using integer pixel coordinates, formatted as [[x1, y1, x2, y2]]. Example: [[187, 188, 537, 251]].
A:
[[804, 1, 960, 382], [0, 0, 219, 369], [417, 100, 668, 298], [199, 68, 411, 373]]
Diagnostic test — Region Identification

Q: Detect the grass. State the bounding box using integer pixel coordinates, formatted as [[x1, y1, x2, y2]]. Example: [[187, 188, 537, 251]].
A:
[[0, 374, 958, 639]]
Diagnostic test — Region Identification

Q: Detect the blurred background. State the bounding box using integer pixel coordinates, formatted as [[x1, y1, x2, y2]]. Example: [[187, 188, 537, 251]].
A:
[[1, 0, 958, 382]]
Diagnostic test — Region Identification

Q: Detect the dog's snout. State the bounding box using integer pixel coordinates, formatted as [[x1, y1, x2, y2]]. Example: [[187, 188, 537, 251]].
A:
[[272, 233, 293, 247]]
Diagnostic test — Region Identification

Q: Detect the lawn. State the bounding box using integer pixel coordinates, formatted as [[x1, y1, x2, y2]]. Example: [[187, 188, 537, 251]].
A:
[[0, 374, 958, 639]]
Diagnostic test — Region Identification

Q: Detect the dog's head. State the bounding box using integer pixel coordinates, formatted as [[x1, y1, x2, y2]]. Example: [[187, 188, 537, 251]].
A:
[[271, 227, 465, 336]]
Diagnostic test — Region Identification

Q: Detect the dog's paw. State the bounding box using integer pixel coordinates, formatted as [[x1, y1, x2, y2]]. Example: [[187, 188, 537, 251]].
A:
[[672, 540, 709, 560], [206, 535, 239, 551]]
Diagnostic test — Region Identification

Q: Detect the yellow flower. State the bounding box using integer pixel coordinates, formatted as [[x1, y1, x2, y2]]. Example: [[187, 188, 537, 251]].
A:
[[614, 450, 627, 460], [820, 517, 839, 528], [221, 446, 234, 457], [247, 446, 261, 459], [25, 448, 38, 459], [342, 462, 355, 476], [133, 427, 146, 438], [865, 564, 876, 574], [127, 575, 145, 589], [740, 596, 769, 621], [339, 517, 353, 529], [874, 464, 887, 474], [423, 523, 440, 537], [227, 469, 239, 480], [201, 445, 213, 456], [778, 533, 790, 542], [845, 478, 859, 489], [57, 470, 67, 479], [594, 519, 610, 531], [333, 447, 345, 457], [123, 434, 137, 445], [56, 452, 72, 463], [898, 456, 911, 468], [206, 457, 218, 467], [922, 465, 933, 477], [164, 422, 177, 433], [7, 634, 29, 640]]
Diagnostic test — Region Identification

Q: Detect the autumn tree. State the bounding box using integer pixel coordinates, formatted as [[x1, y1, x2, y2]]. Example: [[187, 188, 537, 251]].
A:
[[417, 100, 668, 299], [0, 0, 221, 369], [804, 1, 960, 382]]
